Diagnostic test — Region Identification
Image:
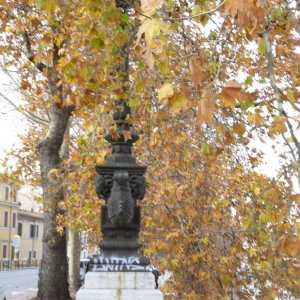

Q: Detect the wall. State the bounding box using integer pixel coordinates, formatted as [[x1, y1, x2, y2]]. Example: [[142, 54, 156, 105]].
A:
[[17, 210, 44, 260], [0, 183, 19, 260], [0, 183, 44, 261]]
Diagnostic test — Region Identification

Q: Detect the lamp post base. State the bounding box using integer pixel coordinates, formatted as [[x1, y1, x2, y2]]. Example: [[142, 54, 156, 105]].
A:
[[76, 272, 164, 300], [88, 253, 151, 272]]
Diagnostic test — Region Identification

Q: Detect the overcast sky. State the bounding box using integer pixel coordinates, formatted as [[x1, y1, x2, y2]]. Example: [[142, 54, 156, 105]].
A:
[[0, 83, 26, 157]]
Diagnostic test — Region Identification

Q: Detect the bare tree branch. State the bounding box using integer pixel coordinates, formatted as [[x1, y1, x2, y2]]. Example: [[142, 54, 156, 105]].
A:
[[282, 133, 297, 162], [23, 32, 47, 72], [283, 0, 300, 35], [0, 91, 48, 126], [262, 0, 300, 187]]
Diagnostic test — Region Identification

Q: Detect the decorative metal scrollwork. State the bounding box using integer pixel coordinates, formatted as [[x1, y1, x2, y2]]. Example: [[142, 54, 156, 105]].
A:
[[95, 175, 113, 200], [108, 170, 134, 227], [130, 175, 146, 201]]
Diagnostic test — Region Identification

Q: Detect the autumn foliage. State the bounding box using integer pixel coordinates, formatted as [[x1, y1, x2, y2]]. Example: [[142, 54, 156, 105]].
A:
[[0, 0, 299, 299]]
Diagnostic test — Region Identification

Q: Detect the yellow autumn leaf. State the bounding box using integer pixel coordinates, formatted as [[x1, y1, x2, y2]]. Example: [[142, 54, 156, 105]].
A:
[[136, 19, 171, 48], [156, 241, 169, 250], [201, 237, 209, 245], [254, 186, 260, 196], [191, 253, 203, 262], [259, 213, 271, 224], [168, 93, 189, 113], [141, 0, 163, 17], [270, 116, 287, 135], [248, 112, 266, 127], [233, 123, 246, 136], [166, 232, 180, 240], [286, 88, 296, 102], [38, 0, 58, 12], [157, 83, 174, 101], [201, 143, 211, 155], [136, 19, 172, 68], [249, 247, 258, 257]]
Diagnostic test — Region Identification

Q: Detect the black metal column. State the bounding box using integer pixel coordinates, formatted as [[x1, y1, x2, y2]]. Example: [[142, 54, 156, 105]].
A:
[[88, 0, 151, 272]]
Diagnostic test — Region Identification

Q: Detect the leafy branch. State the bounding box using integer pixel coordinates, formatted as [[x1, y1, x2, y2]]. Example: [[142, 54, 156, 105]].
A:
[[163, 0, 226, 21]]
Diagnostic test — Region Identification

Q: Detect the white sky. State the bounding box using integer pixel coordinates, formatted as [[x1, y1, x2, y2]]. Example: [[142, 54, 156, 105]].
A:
[[0, 106, 25, 154]]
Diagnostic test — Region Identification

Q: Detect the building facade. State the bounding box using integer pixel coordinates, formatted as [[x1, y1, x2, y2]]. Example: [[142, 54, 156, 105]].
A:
[[0, 183, 19, 260], [17, 209, 43, 260], [0, 183, 43, 261]]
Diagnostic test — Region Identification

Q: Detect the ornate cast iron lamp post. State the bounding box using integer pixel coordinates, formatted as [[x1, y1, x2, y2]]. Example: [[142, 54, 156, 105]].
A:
[[88, 0, 151, 272]]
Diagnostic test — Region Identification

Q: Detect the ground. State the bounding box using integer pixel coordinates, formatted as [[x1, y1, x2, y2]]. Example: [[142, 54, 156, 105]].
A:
[[0, 268, 38, 300]]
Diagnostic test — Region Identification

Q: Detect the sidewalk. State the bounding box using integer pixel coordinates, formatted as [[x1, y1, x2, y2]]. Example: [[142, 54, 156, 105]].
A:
[[11, 292, 37, 300]]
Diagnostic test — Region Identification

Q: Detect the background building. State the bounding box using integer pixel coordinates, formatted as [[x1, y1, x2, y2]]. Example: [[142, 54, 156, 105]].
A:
[[0, 183, 43, 261], [0, 183, 19, 260], [17, 209, 43, 261]]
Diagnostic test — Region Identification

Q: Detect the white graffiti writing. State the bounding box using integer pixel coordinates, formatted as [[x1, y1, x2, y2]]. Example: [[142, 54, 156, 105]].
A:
[[92, 256, 141, 265], [90, 256, 152, 272], [90, 264, 153, 272]]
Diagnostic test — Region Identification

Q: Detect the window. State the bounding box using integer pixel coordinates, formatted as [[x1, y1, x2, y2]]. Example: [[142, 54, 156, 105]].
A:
[[30, 224, 39, 238], [5, 186, 9, 200], [4, 211, 8, 227], [12, 213, 17, 228], [2, 245, 7, 259], [18, 223, 23, 236], [28, 249, 36, 260], [11, 246, 15, 260], [13, 192, 17, 202]]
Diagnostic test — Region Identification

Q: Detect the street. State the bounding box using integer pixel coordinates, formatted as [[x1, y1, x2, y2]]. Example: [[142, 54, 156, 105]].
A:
[[0, 268, 38, 299]]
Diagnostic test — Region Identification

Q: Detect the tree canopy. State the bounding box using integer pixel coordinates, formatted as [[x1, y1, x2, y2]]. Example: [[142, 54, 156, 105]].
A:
[[0, 0, 299, 299]]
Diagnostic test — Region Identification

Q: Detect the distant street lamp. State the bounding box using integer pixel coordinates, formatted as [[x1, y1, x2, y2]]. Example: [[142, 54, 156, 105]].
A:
[[88, 0, 150, 272]]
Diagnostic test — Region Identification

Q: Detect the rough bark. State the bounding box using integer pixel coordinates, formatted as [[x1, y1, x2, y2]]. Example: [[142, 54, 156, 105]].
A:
[[37, 67, 73, 300], [59, 119, 82, 298], [67, 230, 81, 299]]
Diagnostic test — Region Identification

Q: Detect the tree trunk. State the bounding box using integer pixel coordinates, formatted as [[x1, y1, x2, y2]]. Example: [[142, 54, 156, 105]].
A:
[[37, 104, 73, 300], [59, 118, 81, 298], [67, 230, 81, 299]]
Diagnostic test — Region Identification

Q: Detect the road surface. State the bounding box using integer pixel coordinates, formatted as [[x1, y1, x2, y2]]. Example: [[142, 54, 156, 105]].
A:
[[0, 268, 38, 299]]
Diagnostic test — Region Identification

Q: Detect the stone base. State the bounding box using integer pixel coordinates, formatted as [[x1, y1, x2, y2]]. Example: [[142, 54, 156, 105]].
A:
[[76, 272, 164, 300]]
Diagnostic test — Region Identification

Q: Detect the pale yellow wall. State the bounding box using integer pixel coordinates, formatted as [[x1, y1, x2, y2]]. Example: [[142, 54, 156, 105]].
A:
[[0, 182, 19, 259], [0, 183, 18, 203], [0, 183, 43, 261], [18, 189, 42, 213], [18, 212, 44, 260]]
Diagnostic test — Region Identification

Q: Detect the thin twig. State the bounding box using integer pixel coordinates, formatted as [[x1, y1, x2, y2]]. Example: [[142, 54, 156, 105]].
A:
[[163, 0, 226, 21], [0, 91, 48, 125]]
